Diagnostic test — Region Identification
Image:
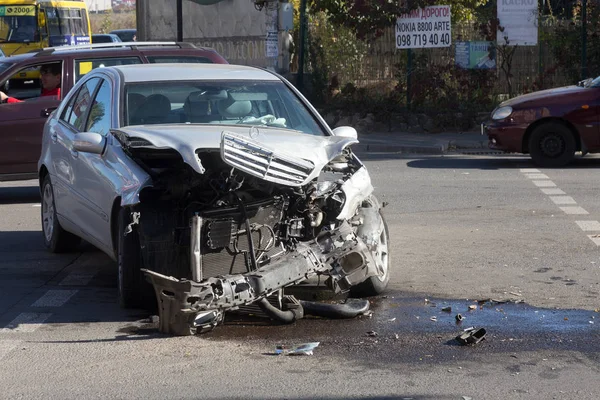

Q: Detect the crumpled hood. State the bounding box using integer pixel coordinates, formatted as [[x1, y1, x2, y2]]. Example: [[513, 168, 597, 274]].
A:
[[501, 85, 590, 107], [116, 124, 359, 179]]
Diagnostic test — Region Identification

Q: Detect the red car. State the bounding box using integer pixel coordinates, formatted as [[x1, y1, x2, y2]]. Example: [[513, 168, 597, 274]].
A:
[[483, 78, 600, 167], [0, 41, 227, 182]]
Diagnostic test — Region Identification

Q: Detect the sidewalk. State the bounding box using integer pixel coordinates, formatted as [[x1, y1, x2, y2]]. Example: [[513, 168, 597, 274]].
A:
[[353, 130, 492, 155]]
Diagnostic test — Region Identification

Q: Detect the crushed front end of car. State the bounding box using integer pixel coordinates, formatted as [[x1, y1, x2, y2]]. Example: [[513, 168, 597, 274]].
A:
[[115, 129, 389, 336]]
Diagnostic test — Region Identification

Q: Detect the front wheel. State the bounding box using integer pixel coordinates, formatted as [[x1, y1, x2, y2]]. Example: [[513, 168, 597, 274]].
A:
[[529, 122, 576, 167], [350, 207, 390, 297]]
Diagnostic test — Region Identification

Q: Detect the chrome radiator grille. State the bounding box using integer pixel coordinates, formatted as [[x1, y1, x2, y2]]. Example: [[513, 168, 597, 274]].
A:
[[221, 132, 314, 187]]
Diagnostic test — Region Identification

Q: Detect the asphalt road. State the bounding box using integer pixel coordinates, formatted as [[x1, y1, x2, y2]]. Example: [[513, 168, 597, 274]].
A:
[[1, 153, 600, 399]]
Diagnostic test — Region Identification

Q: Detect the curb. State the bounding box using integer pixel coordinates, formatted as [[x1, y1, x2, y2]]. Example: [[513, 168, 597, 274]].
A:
[[353, 143, 445, 155]]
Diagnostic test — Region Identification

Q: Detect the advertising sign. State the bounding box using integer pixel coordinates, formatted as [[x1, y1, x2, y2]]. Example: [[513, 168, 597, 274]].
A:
[[497, 0, 538, 46], [455, 41, 496, 69], [0, 5, 35, 16], [396, 5, 451, 49], [266, 29, 278, 58]]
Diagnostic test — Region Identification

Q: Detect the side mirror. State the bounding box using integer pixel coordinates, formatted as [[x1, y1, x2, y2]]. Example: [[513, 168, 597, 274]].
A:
[[331, 126, 358, 140], [73, 132, 106, 154]]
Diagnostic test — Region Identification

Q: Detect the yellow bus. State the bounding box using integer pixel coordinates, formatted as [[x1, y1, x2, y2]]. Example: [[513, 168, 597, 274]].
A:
[[0, 0, 91, 57]]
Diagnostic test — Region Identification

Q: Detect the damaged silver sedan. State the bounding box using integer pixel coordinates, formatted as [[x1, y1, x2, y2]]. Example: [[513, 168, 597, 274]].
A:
[[38, 64, 390, 335]]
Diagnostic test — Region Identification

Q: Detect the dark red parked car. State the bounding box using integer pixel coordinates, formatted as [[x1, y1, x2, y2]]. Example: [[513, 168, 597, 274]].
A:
[[0, 42, 228, 182], [483, 77, 600, 167]]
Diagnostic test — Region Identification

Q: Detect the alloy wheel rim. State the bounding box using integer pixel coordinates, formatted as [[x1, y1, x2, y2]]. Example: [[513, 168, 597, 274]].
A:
[[374, 216, 389, 282], [42, 184, 54, 242]]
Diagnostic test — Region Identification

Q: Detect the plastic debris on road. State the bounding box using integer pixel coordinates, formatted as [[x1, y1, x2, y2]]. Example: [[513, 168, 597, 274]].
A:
[[456, 327, 487, 345], [275, 342, 320, 356], [367, 331, 378, 337], [441, 306, 452, 313]]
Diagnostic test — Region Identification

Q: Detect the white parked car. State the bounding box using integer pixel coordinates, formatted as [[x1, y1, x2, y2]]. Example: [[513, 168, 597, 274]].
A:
[[38, 63, 390, 335]]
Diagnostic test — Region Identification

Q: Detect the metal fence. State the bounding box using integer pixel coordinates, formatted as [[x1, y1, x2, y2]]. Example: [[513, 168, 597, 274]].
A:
[[295, 18, 596, 112]]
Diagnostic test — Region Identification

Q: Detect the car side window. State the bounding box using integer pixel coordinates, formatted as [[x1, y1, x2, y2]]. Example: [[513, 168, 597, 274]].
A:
[[0, 61, 63, 102], [74, 57, 142, 82], [145, 56, 213, 64], [85, 79, 112, 136], [66, 77, 100, 131], [60, 87, 80, 122]]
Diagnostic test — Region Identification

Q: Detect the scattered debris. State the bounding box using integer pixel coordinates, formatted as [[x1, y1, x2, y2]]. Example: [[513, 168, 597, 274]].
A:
[[275, 342, 320, 356], [455, 314, 464, 322], [361, 310, 374, 318], [388, 318, 397, 322], [367, 331, 378, 337], [462, 397, 473, 400], [509, 292, 523, 297], [468, 305, 477, 311], [456, 327, 487, 345], [441, 306, 452, 313], [394, 333, 399, 340], [430, 316, 438, 322]]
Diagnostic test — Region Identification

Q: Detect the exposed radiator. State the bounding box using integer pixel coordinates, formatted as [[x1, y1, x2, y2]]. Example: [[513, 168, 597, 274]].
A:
[[191, 196, 287, 279]]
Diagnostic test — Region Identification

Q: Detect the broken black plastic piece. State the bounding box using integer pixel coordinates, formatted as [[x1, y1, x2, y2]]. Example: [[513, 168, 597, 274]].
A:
[[456, 327, 487, 345]]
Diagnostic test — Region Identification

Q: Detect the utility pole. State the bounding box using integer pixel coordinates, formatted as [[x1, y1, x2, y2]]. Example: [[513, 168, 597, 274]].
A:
[[177, 0, 183, 41], [296, 0, 307, 93], [581, 0, 587, 79]]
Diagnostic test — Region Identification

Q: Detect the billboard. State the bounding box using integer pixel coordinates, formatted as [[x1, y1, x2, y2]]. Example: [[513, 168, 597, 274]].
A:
[[497, 0, 538, 46]]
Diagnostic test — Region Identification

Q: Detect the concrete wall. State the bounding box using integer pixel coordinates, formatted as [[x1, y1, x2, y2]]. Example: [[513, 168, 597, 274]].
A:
[[137, 0, 276, 68]]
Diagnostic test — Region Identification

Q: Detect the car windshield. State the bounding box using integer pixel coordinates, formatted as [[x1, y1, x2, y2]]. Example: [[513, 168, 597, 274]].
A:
[[123, 80, 325, 136], [590, 76, 600, 87], [0, 14, 37, 43]]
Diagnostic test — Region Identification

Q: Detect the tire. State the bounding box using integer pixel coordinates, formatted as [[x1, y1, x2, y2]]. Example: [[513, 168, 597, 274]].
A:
[[41, 175, 81, 253], [117, 207, 156, 310], [350, 209, 391, 297], [529, 122, 576, 167]]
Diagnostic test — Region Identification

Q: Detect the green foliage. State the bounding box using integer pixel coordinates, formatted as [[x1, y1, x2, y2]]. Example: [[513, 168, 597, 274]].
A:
[[309, 0, 490, 40]]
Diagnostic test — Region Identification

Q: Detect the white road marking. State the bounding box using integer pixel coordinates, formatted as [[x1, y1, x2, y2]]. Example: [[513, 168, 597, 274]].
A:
[[550, 196, 577, 205], [0, 340, 21, 360], [525, 173, 550, 179], [533, 180, 557, 187], [560, 206, 589, 215], [587, 235, 600, 246], [31, 290, 77, 308], [541, 188, 566, 195], [59, 271, 97, 286], [520, 168, 540, 173], [0, 313, 52, 333], [576, 221, 600, 231]]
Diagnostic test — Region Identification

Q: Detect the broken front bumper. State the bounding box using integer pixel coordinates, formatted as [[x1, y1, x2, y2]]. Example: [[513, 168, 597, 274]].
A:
[[142, 221, 379, 336]]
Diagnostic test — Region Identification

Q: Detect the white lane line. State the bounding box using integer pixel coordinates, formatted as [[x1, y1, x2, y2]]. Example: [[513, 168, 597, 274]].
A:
[[525, 173, 550, 179], [0, 313, 52, 333], [576, 221, 600, 231], [31, 290, 77, 307], [541, 188, 566, 195], [587, 235, 600, 246], [59, 271, 97, 286], [533, 180, 556, 187], [550, 196, 577, 205], [0, 340, 21, 360], [560, 206, 589, 215], [521, 168, 540, 173]]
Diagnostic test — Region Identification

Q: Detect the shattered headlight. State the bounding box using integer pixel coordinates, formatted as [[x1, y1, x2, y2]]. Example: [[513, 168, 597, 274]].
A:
[[316, 181, 337, 196], [492, 106, 513, 120]]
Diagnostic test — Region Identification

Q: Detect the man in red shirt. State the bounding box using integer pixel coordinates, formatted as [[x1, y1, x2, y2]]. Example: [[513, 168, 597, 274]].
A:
[[0, 63, 61, 104]]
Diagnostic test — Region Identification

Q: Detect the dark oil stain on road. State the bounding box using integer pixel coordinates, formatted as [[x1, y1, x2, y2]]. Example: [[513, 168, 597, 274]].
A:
[[200, 291, 600, 364]]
